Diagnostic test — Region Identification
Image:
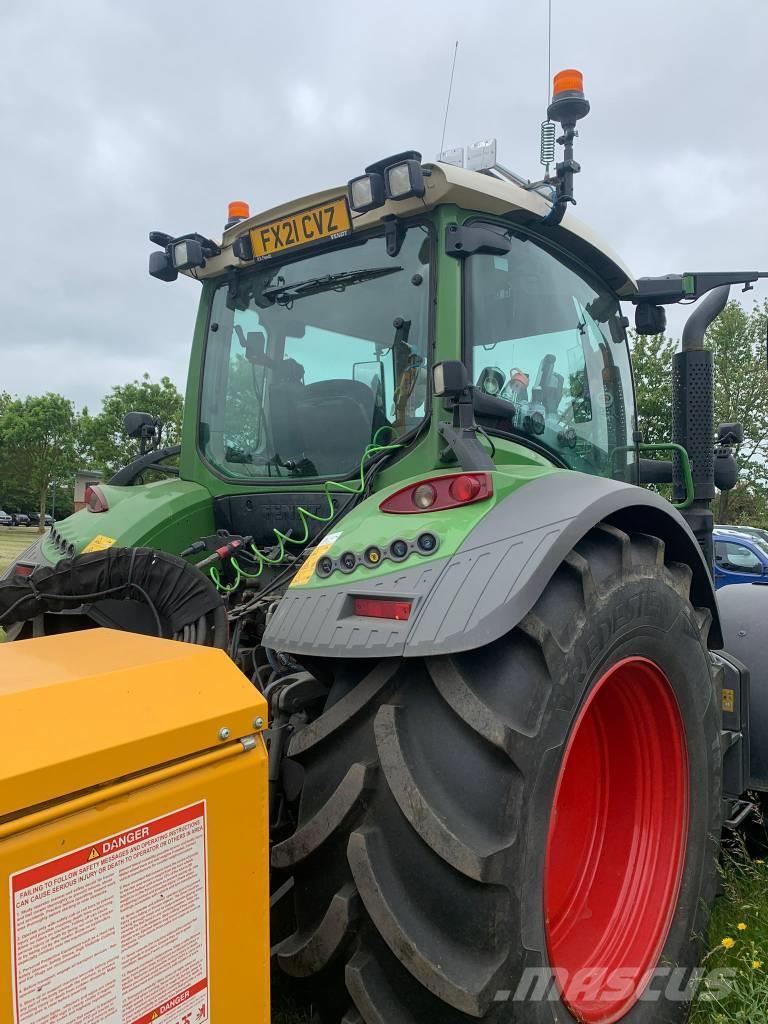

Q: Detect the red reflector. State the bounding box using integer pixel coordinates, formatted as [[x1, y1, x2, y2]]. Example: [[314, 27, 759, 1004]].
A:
[[449, 474, 482, 502], [353, 597, 412, 621], [14, 564, 34, 577], [85, 485, 109, 513]]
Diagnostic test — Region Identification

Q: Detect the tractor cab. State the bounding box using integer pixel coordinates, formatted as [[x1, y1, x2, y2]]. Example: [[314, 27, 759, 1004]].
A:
[[166, 151, 640, 508], [188, 188, 637, 490]]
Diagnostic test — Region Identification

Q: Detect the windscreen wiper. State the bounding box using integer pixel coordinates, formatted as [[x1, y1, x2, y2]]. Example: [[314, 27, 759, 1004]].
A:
[[261, 266, 402, 304]]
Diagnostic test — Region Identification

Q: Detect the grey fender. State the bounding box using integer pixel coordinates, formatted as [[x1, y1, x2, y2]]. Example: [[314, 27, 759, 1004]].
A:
[[718, 583, 768, 790], [264, 472, 721, 659]]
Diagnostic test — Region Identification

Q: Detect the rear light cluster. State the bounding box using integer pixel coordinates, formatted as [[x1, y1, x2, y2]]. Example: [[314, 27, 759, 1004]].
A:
[[380, 473, 492, 514], [352, 597, 412, 621], [85, 485, 109, 513]]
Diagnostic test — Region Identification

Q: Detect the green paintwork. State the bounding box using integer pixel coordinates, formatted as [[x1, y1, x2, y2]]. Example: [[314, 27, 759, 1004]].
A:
[[291, 460, 561, 591], [42, 479, 215, 562]]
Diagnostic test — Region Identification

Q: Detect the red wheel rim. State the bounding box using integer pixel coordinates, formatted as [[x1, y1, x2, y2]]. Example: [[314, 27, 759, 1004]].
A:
[[544, 657, 689, 1023]]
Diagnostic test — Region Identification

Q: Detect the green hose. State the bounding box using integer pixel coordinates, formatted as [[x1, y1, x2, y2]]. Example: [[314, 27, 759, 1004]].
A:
[[209, 427, 402, 593]]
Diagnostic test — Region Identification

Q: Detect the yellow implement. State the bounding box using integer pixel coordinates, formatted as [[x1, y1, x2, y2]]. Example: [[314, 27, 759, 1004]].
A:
[[0, 629, 269, 1024]]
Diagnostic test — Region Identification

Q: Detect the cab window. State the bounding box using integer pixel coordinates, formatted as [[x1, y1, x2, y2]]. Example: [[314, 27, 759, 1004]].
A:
[[715, 541, 763, 574], [199, 225, 431, 480], [465, 226, 635, 478]]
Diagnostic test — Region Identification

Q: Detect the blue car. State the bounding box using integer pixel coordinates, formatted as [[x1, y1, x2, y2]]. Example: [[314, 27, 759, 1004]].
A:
[[713, 527, 768, 589]]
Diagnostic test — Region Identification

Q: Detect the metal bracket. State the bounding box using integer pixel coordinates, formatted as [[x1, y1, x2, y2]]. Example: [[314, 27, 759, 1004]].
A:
[[445, 222, 511, 259], [723, 797, 756, 830], [438, 421, 495, 470]]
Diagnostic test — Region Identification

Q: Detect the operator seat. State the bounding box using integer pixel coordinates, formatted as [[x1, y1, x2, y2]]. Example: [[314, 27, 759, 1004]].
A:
[[270, 378, 376, 475]]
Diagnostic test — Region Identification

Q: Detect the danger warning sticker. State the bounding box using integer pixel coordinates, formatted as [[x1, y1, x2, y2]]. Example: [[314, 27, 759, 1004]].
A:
[[9, 802, 210, 1024]]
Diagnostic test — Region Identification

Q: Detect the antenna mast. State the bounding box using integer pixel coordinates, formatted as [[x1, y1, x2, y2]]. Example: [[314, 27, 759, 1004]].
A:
[[540, 1, 555, 175], [440, 41, 459, 156]]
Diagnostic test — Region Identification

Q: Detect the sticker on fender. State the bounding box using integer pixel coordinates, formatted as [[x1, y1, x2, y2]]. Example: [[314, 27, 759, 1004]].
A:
[[82, 534, 116, 553], [9, 803, 209, 1024], [290, 531, 342, 587]]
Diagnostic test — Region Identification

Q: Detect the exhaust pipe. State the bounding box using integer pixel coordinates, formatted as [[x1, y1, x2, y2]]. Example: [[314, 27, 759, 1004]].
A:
[[672, 284, 730, 573]]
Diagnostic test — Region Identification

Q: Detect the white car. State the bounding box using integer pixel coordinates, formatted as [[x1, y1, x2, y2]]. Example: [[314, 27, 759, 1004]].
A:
[[0, 510, 12, 526]]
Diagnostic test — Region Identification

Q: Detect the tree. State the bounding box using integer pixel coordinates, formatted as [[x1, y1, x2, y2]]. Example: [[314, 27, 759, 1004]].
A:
[[629, 331, 676, 445], [631, 301, 768, 526], [80, 374, 184, 477], [708, 299, 768, 523], [0, 394, 78, 531]]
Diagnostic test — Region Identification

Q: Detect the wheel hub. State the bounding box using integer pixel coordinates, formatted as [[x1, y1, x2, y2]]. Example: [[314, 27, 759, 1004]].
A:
[[544, 656, 689, 1023]]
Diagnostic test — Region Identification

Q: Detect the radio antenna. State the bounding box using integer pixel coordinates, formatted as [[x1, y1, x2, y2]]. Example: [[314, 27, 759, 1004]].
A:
[[440, 40, 459, 156], [547, 0, 552, 102], [540, 0, 555, 174]]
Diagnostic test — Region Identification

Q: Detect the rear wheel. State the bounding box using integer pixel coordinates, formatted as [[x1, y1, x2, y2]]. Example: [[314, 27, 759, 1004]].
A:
[[274, 523, 722, 1023]]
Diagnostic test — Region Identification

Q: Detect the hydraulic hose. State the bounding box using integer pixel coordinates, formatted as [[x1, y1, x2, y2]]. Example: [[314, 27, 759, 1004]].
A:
[[209, 427, 402, 593]]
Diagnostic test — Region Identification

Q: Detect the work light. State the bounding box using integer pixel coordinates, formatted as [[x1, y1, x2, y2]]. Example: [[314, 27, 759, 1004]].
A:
[[432, 360, 468, 398], [347, 173, 385, 213], [173, 238, 205, 271], [385, 159, 425, 200]]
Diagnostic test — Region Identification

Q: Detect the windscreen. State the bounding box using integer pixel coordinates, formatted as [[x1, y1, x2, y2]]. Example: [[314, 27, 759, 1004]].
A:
[[466, 227, 635, 479], [199, 224, 431, 480]]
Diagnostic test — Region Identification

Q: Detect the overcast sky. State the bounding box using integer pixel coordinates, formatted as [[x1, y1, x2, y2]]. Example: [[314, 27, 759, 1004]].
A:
[[1, 0, 766, 411]]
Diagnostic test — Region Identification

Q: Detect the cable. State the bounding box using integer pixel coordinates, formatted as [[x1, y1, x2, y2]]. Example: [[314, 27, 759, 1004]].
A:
[[209, 426, 404, 593], [477, 425, 496, 459]]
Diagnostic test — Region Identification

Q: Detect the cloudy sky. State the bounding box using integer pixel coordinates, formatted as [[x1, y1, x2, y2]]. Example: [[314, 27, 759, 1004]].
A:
[[1, 0, 766, 411]]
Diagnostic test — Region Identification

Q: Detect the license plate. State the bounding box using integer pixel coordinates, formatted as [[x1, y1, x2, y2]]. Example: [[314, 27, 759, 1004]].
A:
[[250, 196, 352, 261]]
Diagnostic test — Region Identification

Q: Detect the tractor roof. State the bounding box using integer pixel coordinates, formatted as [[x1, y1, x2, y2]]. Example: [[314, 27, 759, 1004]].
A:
[[197, 161, 636, 297]]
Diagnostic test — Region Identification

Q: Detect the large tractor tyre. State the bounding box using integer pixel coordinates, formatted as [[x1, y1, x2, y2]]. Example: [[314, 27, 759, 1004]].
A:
[[273, 523, 722, 1024]]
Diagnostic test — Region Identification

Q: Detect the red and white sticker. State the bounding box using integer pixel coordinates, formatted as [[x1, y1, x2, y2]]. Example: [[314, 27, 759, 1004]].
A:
[[9, 802, 210, 1024]]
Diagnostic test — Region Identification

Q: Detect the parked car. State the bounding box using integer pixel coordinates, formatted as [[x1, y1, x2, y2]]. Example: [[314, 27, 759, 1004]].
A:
[[28, 513, 54, 527], [716, 523, 768, 547], [10, 513, 31, 527], [714, 527, 768, 589], [0, 510, 12, 526]]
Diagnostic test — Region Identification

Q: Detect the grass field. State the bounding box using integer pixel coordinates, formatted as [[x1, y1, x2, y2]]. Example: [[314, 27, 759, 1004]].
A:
[[0, 525, 38, 574], [0, 526, 41, 640], [0, 523, 765, 1018]]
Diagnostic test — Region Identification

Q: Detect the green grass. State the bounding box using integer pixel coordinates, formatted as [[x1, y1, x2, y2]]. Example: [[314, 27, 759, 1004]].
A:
[[690, 828, 768, 1022], [0, 525, 39, 574], [0, 526, 41, 641]]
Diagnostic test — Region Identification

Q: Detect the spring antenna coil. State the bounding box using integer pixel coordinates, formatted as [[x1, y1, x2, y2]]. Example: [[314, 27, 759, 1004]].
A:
[[540, 119, 556, 173]]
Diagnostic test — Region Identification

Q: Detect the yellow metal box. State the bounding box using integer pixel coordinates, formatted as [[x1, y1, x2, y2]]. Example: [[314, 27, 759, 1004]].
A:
[[0, 629, 269, 1024]]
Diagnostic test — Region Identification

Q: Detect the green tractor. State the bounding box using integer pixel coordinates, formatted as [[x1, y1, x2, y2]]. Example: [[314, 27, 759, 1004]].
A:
[[4, 70, 768, 1023]]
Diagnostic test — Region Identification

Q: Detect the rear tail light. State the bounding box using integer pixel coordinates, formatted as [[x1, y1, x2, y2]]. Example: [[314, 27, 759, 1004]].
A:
[[353, 597, 412, 621], [85, 485, 109, 513], [14, 564, 34, 577], [379, 473, 492, 514]]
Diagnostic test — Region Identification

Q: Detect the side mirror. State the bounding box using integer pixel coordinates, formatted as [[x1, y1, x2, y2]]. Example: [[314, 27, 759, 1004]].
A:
[[634, 303, 667, 336], [718, 422, 744, 446], [123, 411, 157, 440]]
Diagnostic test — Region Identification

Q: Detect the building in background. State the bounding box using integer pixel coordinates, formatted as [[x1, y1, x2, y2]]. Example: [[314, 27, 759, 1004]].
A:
[[73, 470, 102, 512]]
